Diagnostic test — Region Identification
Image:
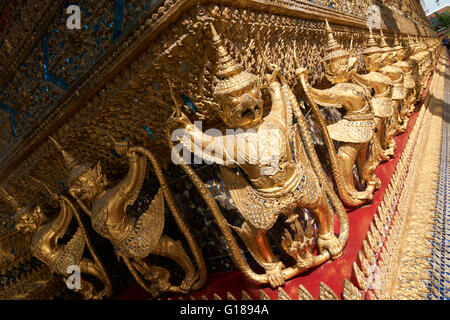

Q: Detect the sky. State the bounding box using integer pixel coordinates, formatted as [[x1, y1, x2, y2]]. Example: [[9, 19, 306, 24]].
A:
[[421, 0, 450, 15]]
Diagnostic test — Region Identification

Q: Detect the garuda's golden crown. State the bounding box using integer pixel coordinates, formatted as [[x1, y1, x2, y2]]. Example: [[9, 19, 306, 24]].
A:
[[322, 19, 349, 62], [379, 29, 391, 52], [363, 27, 382, 55], [50, 136, 94, 186], [0, 186, 33, 219], [210, 23, 258, 97], [392, 32, 402, 50]]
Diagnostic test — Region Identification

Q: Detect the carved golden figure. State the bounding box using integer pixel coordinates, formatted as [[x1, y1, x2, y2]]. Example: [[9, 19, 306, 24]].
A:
[[296, 20, 378, 206], [170, 22, 348, 288], [0, 184, 112, 300], [427, 38, 440, 67], [408, 36, 430, 94], [378, 32, 408, 141], [51, 137, 206, 298], [350, 29, 395, 160], [416, 37, 432, 84], [393, 35, 418, 131]]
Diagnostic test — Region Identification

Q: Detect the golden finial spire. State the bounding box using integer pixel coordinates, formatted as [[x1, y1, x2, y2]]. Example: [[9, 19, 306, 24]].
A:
[[209, 22, 257, 96], [379, 29, 389, 49], [363, 27, 381, 55], [366, 27, 378, 48], [393, 32, 400, 47], [322, 18, 348, 61], [49, 136, 93, 186], [49, 136, 79, 171], [0, 186, 23, 212], [324, 18, 340, 52], [209, 22, 243, 79]]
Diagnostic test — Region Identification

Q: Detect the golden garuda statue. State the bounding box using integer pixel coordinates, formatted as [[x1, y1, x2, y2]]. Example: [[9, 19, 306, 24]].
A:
[[392, 35, 418, 131], [0, 183, 112, 300], [350, 28, 395, 161], [51, 136, 206, 298], [296, 19, 379, 207], [426, 38, 440, 69], [408, 36, 431, 94], [378, 32, 408, 143], [169, 22, 349, 288]]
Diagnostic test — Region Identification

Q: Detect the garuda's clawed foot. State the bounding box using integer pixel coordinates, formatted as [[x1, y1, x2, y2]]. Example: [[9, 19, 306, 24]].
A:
[[400, 122, 408, 132], [356, 190, 373, 201], [264, 261, 285, 289], [75, 280, 95, 300], [384, 147, 395, 158], [180, 271, 199, 292], [92, 287, 111, 300], [379, 150, 391, 162], [318, 232, 343, 260], [364, 178, 381, 196], [397, 122, 407, 133]]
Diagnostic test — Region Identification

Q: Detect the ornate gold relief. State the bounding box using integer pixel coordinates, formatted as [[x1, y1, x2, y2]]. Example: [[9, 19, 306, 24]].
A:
[[358, 251, 371, 277], [260, 290, 271, 300], [363, 240, 377, 266], [298, 284, 314, 300], [51, 137, 206, 298], [1, 182, 111, 300], [227, 292, 237, 300], [319, 282, 338, 300], [343, 279, 363, 300], [242, 290, 252, 300], [353, 262, 368, 291], [297, 20, 379, 206], [168, 18, 348, 288], [0, 0, 439, 302], [278, 288, 292, 300]]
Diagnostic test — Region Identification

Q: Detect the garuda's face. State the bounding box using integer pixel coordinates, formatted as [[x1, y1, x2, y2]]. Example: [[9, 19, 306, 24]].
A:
[[363, 51, 386, 71], [216, 81, 263, 128], [323, 55, 357, 83], [69, 163, 105, 200], [395, 48, 406, 61], [15, 206, 46, 233], [388, 49, 398, 63]]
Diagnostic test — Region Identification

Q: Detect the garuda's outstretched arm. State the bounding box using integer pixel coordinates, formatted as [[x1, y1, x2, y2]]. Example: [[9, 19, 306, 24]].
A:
[[296, 68, 343, 108], [51, 198, 74, 240], [350, 71, 371, 88], [114, 141, 147, 206], [173, 117, 239, 166]]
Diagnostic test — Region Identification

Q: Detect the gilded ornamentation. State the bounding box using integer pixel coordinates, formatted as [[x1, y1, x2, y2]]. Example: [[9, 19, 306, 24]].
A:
[[358, 251, 371, 277], [297, 19, 378, 206], [353, 261, 368, 290], [0, 0, 440, 301], [363, 240, 376, 265], [227, 292, 237, 300], [343, 279, 363, 300], [351, 28, 397, 167], [319, 282, 338, 300], [1, 183, 112, 300], [298, 284, 314, 300], [52, 137, 206, 297], [346, 51, 443, 299], [378, 32, 406, 151], [0, 1, 436, 219], [170, 21, 348, 288], [278, 287, 291, 300], [242, 290, 252, 300], [260, 290, 271, 300]]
